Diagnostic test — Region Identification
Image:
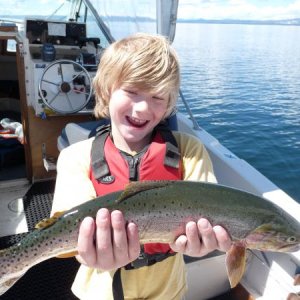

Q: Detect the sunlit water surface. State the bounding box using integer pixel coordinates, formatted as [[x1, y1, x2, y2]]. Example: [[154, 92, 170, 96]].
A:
[[173, 23, 300, 202]]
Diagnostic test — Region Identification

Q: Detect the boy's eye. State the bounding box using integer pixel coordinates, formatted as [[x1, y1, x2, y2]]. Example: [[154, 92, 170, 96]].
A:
[[124, 89, 137, 95], [152, 95, 165, 101]]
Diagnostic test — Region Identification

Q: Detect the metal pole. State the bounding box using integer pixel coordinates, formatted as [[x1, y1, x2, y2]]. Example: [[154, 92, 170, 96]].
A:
[[82, 0, 115, 43], [179, 89, 201, 130]]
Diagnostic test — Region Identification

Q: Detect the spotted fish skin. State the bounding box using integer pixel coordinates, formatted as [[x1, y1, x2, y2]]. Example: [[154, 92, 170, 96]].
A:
[[0, 180, 299, 295], [0, 210, 81, 295], [0, 188, 125, 295]]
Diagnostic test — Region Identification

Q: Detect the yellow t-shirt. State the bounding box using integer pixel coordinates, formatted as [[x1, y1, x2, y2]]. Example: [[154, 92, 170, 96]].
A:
[[52, 131, 216, 300]]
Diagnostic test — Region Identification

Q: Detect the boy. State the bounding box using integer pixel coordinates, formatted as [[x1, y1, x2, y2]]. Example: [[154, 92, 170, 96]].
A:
[[52, 33, 231, 299]]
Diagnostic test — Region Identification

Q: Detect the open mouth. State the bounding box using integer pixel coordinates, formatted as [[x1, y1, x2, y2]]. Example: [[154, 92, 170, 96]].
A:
[[126, 116, 149, 128]]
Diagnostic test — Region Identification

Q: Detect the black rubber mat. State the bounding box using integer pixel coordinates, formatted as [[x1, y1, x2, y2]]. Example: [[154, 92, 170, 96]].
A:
[[0, 181, 80, 300], [23, 180, 56, 230]]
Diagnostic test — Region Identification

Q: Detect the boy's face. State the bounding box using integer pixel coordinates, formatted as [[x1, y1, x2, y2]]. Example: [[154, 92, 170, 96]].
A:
[[109, 86, 169, 152]]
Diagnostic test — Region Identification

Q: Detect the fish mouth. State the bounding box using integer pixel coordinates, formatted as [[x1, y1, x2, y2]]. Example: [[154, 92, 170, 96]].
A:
[[279, 244, 300, 253]]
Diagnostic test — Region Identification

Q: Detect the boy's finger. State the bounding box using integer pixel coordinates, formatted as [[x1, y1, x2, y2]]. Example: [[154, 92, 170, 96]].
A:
[[111, 210, 130, 265], [185, 221, 201, 254], [77, 216, 96, 266], [127, 222, 140, 261], [213, 225, 232, 252], [170, 235, 187, 253], [197, 218, 217, 252], [95, 208, 114, 269]]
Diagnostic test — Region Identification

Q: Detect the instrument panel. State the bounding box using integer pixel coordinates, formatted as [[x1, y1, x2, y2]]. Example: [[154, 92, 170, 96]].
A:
[[26, 19, 86, 46]]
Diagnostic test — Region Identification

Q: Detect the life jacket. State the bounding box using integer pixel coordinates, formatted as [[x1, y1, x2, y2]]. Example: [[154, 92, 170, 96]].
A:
[[89, 123, 183, 263]]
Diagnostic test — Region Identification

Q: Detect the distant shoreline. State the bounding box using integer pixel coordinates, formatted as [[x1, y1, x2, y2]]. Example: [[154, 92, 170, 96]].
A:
[[177, 19, 300, 26], [1, 15, 300, 26]]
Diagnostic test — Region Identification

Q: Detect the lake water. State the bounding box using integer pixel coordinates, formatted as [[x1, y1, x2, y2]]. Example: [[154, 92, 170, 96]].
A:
[[173, 23, 300, 203]]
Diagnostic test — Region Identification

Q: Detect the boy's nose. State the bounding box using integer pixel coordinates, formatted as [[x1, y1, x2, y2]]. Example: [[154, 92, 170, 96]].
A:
[[133, 99, 149, 112]]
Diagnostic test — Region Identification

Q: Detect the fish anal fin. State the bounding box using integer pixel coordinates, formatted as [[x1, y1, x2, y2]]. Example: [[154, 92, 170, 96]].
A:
[[294, 274, 300, 286], [56, 250, 78, 258], [225, 243, 247, 288], [287, 293, 300, 300], [117, 181, 171, 203], [35, 211, 65, 229]]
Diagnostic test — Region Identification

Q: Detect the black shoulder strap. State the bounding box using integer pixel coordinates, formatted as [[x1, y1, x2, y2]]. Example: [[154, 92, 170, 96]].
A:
[[112, 268, 124, 300], [156, 123, 181, 169], [91, 124, 111, 181]]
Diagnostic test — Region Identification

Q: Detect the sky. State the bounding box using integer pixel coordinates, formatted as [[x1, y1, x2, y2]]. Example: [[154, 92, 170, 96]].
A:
[[1, 0, 300, 21], [178, 0, 300, 20]]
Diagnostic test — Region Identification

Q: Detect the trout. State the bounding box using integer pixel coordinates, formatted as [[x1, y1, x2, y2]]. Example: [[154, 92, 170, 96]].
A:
[[0, 180, 299, 295]]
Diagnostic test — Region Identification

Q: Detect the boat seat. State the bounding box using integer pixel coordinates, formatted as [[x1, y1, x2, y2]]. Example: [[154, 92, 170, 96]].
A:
[[57, 119, 110, 151], [57, 114, 178, 151]]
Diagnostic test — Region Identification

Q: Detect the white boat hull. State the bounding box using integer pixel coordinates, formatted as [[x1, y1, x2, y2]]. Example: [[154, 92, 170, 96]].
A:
[[177, 112, 300, 299]]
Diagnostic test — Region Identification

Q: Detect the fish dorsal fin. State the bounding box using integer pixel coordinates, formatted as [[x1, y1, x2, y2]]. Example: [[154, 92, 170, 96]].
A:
[[35, 211, 65, 229], [117, 181, 171, 203], [225, 243, 247, 288]]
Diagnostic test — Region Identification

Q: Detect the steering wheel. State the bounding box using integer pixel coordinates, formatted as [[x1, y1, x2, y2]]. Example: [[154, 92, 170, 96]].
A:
[[38, 59, 93, 114]]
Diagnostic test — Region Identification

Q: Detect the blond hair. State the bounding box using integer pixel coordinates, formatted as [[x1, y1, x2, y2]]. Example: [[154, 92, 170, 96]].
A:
[[93, 33, 180, 118]]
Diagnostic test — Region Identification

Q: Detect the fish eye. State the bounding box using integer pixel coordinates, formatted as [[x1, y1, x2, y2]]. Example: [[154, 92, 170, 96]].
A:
[[287, 236, 296, 243]]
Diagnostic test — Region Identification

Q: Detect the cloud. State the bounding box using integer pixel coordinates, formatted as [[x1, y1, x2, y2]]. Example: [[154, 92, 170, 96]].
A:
[[2, 0, 300, 21], [1, 0, 68, 16], [178, 0, 300, 20]]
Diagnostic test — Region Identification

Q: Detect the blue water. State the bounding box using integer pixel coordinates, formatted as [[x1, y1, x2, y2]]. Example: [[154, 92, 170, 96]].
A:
[[173, 23, 300, 203]]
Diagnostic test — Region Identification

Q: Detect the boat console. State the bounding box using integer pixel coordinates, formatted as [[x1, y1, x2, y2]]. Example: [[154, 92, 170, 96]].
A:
[[24, 19, 101, 116]]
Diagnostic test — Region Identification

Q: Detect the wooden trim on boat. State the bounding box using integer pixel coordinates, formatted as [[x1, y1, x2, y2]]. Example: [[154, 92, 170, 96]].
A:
[[16, 41, 32, 181], [26, 107, 93, 181], [0, 24, 18, 33]]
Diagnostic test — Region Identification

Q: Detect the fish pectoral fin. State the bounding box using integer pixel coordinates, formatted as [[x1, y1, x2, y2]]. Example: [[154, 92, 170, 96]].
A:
[[117, 181, 171, 203], [56, 250, 78, 258], [35, 211, 65, 229], [225, 244, 247, 288]]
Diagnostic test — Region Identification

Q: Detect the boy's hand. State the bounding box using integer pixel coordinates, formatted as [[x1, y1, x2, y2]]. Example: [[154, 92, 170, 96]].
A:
[[77, 212, 231, 269], [77, 208, 140, 270], [170, 218, 232, 257]]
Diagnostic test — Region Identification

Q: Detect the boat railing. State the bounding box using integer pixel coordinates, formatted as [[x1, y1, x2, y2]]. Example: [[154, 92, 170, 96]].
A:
[[179, 89, 201, 131]]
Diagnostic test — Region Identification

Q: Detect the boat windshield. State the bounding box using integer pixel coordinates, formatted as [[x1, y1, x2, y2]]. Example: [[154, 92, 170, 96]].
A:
[[0, 1, 74, 28], [90, 0, 157, 40], [0, 0, 176, 44], [0, 0, 156, 37]]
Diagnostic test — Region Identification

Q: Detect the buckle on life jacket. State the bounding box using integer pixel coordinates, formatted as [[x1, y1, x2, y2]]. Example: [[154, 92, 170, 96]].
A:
[[125, 252, 150, 270], [124, 248, 176, 270]]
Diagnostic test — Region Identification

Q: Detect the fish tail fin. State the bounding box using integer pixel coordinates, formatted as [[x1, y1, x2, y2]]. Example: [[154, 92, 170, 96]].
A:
[[225, 244, 247, 288]]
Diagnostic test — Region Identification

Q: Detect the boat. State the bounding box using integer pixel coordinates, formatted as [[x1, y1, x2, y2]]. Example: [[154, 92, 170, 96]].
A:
[[0, 0, 299, 299]]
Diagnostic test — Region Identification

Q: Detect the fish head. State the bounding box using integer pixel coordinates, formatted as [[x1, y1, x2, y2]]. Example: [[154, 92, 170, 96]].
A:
[[245, 223, 300, 252]]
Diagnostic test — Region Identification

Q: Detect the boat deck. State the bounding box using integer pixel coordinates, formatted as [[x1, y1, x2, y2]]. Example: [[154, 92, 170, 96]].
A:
[[0, 180, 79, 300]]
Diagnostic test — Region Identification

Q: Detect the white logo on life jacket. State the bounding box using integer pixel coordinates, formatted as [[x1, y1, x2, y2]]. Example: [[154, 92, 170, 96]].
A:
[[100, 175, 115, 184]]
